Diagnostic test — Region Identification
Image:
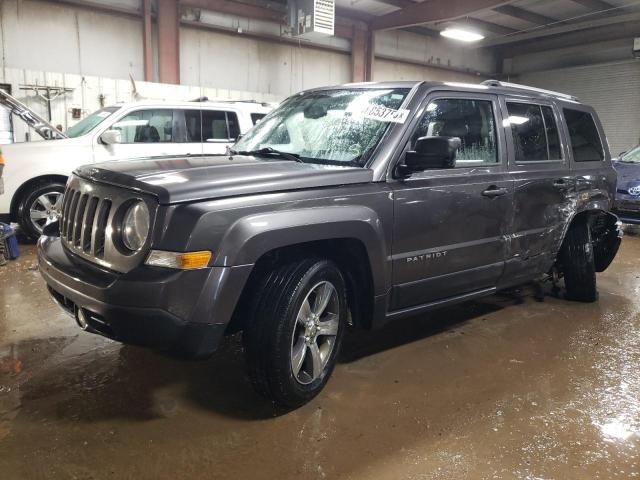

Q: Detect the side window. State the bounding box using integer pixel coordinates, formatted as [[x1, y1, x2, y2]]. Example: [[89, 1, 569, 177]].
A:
[[184, 110, 201, 142], [251, 113, 266, 125], [111, 109, 174, 144], [541, 106, 561, 160], [201, 110, 240, 141], [564, 108, 604, 162], [227, 112, 240, 139], [412, 98, 498, 166], [506, 102, 562, 162]]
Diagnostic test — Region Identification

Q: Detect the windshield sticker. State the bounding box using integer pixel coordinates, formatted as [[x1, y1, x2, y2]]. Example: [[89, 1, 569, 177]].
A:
[[97, 111, 112, 118], [361, 105, 410, 124]]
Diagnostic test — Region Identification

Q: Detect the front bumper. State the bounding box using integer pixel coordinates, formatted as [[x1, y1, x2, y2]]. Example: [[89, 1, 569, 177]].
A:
[[614, 196, 640, 225], [38, 236, 253, 358]]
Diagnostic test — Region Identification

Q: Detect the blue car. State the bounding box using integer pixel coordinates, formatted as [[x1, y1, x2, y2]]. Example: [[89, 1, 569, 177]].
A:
[[613, 145, 640, 224]]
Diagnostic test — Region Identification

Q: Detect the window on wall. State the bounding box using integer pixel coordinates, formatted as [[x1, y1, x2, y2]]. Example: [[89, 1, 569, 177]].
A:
[[564, 108, 604, 162], [412, 98, 498, 166], [506, 103, 562, 162], [111, 109, 174, 144]]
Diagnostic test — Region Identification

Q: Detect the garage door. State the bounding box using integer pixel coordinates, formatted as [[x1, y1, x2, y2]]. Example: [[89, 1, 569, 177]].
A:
[[519, 61, 640, 157]]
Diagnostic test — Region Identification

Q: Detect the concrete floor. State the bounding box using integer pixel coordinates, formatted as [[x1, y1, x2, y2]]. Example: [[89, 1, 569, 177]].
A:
[[1, 232, 639, 480]]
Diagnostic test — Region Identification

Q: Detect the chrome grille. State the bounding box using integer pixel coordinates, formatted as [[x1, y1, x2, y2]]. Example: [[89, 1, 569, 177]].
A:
[[59, 174, 156, 273], [61, 188, 112, 259]]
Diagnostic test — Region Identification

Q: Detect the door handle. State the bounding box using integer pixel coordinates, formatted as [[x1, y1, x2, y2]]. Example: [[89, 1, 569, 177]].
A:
[[553, 179, 569, 189], [482, 186, 508, 198]]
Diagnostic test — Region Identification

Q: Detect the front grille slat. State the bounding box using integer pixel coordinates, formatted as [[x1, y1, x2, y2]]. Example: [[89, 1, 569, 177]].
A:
[[92, 199, 112, 259], [81, 197, 99, 252], [73, 194, 88, 247], [60, 188, 73, 238], [65, 191, 80, 242]]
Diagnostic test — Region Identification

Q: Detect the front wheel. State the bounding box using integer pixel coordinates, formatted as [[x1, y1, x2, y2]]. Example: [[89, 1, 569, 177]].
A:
[[560, 221, 597, 302], [243, 258, 347, 408], [18, 181, 66, 239]]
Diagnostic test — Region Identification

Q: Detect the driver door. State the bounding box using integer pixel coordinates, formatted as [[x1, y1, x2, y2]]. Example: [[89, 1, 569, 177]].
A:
[[390, 92, 512, 311]]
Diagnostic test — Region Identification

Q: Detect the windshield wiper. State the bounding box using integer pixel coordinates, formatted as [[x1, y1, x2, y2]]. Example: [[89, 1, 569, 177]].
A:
[[230, 147, 304, 163]]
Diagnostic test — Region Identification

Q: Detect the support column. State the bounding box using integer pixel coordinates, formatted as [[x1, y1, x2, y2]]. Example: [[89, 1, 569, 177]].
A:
[[142, 0, 154, 82], [157, 0, 180, 84], [366, 30, 375, 82], [351, 26, 374, 82], [351, 26, 368, 82]]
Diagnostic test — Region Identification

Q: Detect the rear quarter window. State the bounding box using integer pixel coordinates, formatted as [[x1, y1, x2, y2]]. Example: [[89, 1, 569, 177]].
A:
[[564, 109, 604, 162]]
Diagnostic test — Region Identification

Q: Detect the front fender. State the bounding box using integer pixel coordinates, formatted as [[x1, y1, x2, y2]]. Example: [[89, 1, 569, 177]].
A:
[[214, 206, 388, 295]]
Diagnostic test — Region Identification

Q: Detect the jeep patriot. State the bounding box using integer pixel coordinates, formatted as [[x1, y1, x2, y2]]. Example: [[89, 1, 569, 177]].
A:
[[38, 81, 622, 407]]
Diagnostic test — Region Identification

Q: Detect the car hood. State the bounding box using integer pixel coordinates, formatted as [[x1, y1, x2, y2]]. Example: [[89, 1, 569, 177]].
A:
[[74, 155, 374, 204], [613, 161, 640, 192]]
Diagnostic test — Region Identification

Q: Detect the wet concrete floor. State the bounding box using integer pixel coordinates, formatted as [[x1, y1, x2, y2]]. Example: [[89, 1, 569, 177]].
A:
[[1, 231, 639, 479]]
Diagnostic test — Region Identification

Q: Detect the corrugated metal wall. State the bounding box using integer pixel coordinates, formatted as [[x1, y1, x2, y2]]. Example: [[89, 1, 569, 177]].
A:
[[519, 61, 640, 156], [180, 29, 351, 98], [373, 59, 484, 83]]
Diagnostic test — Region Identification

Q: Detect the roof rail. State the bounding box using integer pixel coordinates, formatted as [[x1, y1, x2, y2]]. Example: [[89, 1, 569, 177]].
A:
[[189, 96, 272, 107], [481, 79, 579, 102]]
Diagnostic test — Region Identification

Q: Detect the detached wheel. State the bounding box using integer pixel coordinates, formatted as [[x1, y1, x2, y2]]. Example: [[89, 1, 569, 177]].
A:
[[18, 182, 65, 239], [243, 258, 346, 408], [561, 221, 597, 302]]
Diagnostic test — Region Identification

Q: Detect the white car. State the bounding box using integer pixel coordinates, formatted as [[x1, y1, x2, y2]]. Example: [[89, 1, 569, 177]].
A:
[[0, 91, 271, 237]]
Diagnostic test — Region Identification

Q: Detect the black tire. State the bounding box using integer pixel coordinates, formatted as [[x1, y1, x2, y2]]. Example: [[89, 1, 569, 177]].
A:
[[18, 181, 66, 239], [243, 258, 347, 408], [561, 221, 597, 302]]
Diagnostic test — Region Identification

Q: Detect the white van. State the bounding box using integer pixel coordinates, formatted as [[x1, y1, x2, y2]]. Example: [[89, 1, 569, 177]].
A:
[[0, 92, 271, 237]]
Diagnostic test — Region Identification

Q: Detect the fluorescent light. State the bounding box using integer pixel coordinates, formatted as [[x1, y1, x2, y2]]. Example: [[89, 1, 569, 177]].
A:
[[440, 28, 485, 43]]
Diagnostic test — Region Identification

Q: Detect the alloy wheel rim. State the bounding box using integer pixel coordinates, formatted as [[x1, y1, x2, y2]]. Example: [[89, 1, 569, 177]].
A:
[[29, 192, 64, 234], [290, 281, 340, 385]]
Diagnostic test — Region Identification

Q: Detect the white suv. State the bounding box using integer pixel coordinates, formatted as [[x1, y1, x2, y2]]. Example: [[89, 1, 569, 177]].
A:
[[0, 92, 272, 237]]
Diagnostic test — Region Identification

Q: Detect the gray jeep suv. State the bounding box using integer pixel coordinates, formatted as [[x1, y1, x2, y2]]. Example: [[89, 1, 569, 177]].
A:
[[38, 81, 622, 407]]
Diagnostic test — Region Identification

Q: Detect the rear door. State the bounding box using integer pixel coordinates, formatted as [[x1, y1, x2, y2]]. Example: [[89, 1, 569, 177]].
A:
[[500, 97, 574, 286], [561, 106, 612, 202], [390, 91, 512, 311], [201, 109, 241, 155]]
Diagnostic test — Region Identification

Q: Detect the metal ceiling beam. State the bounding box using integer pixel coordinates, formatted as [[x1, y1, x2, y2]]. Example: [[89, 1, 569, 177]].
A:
[[376, 0, 416, 9], [456, 17, 518, 35], [370, 0, 512, 31], [479, 11, 640, 47], [404, 26, 440, 36], [493, 5, 559, 25], [568, 0, 613, 11], [180, 0, 365, 38], [499, 19, 640, 56]]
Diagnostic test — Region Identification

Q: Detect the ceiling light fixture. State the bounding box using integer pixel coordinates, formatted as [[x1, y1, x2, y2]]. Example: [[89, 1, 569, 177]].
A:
[[440, 28, 485, 43]]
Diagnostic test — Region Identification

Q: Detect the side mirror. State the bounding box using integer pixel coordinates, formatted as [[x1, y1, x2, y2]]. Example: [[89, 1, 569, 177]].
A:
[[397, 136, 461, 177], [100, 129, 121, 145]]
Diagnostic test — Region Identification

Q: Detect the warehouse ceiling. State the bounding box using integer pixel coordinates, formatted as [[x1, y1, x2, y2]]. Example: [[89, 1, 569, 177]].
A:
[[314, 0, 640, 53], [331, 0, 640, 49]]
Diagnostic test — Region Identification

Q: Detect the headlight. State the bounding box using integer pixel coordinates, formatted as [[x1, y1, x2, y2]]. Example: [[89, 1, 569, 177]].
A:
[[121, 201, 149, 252]]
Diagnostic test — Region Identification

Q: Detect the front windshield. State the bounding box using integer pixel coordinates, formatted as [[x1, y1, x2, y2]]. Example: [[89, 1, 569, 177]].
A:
[[621, 146, 640, 163], [66, 107, 119, 138], [233, 88, 411, 166]]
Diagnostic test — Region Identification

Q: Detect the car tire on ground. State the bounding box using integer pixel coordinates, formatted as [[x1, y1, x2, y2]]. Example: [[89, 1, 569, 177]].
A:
[[18, 181, 66, 240], [561, 221, 597, 302], [243, 258, 347, 408]]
